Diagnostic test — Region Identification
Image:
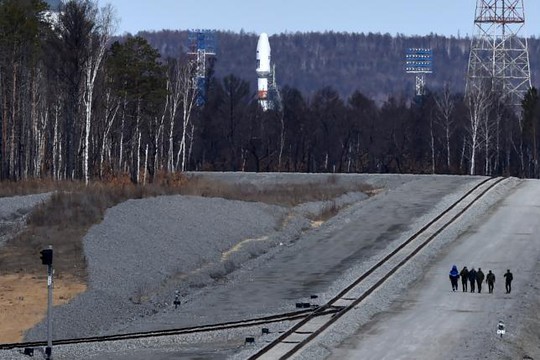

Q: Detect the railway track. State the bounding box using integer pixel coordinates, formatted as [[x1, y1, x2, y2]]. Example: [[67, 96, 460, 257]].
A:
[[1, 177, 506, 358], [248, 176, 506, 359], [0, 307, 340, 351]]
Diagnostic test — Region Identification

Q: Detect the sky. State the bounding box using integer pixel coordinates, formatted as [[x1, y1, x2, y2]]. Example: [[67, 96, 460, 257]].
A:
[[105, 0, 540, 38]]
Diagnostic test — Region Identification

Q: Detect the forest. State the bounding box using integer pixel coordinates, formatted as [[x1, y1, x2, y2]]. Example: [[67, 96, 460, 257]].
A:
[[140, 29, 540, 102], [1, 0, 540, 184]]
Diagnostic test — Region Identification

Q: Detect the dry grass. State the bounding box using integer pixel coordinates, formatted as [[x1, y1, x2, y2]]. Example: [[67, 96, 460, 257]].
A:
[[0, 179, 68, 198], [179, 175, 374, 207], [308, 200, 340, 222], [0, 175, 191, 279]]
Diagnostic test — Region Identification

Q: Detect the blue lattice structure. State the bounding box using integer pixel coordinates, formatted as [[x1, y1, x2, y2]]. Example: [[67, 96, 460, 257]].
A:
[[405, 48, 433, 96], [187, 30, 217, 106]]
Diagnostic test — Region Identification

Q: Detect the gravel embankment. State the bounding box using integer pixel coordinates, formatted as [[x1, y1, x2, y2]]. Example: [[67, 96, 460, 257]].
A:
[[25, 195, 288, 340], [0, 193, 51, 247]]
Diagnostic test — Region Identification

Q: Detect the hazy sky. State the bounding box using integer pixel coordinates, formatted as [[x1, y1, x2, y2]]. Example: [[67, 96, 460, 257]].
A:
[[106, 0, 540, 38]]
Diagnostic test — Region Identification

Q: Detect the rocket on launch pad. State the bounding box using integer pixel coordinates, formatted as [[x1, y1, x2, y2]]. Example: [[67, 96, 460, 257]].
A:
[[256, 33, 272, 111], [256, 33, 281, 111]]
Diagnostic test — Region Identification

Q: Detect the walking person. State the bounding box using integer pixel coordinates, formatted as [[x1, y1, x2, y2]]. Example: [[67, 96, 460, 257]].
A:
[[476, 268, 485, 293], [504, 269, 513, 294], [468, 267, 477, 293], [449, 265, 459, 291], [486, 270, 496, 294], [459, 266, 469, 292]]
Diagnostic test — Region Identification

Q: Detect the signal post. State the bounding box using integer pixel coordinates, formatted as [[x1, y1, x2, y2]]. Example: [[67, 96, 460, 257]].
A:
[[40, 246, 53, 360]]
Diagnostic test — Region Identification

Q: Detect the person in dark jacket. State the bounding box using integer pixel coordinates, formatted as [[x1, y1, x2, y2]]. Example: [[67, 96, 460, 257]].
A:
[[504, 269, 513, 293], [468, 267, 477, 293], [459, 266, 469, 292], [476, 268, 485, 293], [486, 270, 496, 293], [449, 265, 459, 291]]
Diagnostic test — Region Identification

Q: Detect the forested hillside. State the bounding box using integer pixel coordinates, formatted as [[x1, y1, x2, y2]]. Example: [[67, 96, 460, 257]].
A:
[[1, 0, 540, 184], [138, 30, 540, 102]]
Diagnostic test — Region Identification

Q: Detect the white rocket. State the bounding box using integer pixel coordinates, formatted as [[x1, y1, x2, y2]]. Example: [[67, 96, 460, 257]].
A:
[[256, 33, 271, 111]]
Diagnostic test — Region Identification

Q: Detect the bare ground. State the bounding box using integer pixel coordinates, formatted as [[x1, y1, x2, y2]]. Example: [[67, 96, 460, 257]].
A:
[[0, 274, 86, 343]]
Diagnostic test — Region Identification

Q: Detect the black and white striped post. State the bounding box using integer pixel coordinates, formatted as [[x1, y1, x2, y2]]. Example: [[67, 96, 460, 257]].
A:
[[40, 246, 53, 359]]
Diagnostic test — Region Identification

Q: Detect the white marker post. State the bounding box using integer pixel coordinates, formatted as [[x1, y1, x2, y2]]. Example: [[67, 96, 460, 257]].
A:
[[497, 320, 506, 338]]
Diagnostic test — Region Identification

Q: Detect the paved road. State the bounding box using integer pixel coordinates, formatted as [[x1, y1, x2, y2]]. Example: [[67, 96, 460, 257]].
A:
[[326, 179, 540, 360]]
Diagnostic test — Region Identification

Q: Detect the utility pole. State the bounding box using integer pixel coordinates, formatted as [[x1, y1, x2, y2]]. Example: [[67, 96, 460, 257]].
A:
[[40, 246, 54, 360]]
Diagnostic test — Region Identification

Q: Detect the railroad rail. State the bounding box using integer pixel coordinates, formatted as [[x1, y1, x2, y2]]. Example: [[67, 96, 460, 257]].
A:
[[0, 307, 339, 351], [248, 176, 506, 359]]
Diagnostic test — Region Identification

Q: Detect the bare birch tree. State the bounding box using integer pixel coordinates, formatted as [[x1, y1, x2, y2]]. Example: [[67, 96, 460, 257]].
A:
[[278, 111, 285, 171], [521, 87, 540, 178], [82, 3, 117, 184], [466, 85, 491, 175], [434, 84, 455, 170], [32, 67, 48, 178], [99, 88, 120, 178], [175, 61, 197, 172], [429, 111, 435, 174], [165, 60, 183, 172], [481, 94, 502, 176]]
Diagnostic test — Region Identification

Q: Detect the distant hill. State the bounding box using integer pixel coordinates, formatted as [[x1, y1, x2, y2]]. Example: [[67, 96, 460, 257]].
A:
[[136, 30, 540, 101], [44, 0, 62, 11]]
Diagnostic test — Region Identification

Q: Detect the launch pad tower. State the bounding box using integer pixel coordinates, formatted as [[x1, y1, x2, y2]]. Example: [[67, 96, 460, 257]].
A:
[[466, 0, 531, 106], [187, 30, 217, 106]]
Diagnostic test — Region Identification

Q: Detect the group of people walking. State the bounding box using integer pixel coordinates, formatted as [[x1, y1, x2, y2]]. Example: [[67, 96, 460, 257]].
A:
[[449, 265, 513, 294]]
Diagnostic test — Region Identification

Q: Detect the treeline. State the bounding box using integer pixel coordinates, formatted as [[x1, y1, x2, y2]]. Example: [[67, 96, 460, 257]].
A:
[[197, 80, 540, 178], [1, 0, 540, 184]]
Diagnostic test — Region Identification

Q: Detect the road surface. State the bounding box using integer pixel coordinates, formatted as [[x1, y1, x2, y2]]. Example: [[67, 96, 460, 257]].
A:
[[325, 179, 540, 360]]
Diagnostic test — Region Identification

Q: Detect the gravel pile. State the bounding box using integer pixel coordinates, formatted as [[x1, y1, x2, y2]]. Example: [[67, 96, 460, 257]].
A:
[[0, 193, 51, 247], [25, 195, 288, 340]]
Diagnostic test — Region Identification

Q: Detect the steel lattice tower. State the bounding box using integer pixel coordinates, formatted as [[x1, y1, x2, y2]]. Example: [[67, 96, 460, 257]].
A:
[[187, 30, 216, 107], [466, 0, 531, 106]]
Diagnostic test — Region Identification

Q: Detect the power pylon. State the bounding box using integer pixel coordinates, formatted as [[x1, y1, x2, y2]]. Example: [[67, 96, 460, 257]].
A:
[[466, 0, 532, 106]]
